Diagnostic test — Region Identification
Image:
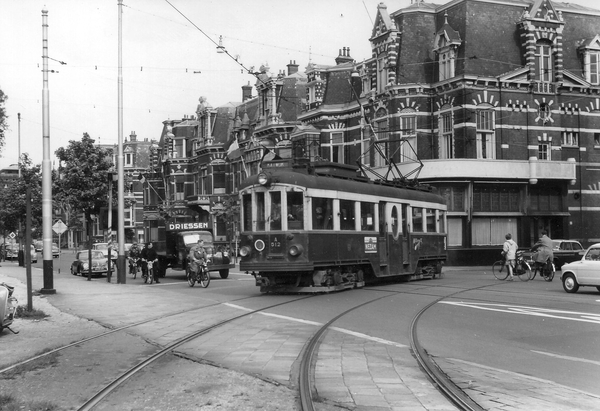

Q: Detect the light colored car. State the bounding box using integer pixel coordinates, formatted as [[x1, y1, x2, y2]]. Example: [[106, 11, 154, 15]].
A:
[[70, 250, 108, 276], [560, 243, 600, 293], [52, 243, 60, 258], [29, 245, 37, 263], [92, 243, 117, 260]]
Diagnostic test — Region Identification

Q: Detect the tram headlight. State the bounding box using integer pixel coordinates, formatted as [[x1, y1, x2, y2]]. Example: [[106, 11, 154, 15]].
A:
[[257, 172, 270, 186], [288, 245, 303, 257], [239, 246, 252, 257]]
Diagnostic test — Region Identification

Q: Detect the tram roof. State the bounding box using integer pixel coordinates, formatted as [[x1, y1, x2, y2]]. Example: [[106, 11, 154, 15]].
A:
[[240, 162, 445, 205]]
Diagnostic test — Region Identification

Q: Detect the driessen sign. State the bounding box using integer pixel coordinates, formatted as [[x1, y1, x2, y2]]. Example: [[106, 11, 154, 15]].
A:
[[167, 222, 210, 231]]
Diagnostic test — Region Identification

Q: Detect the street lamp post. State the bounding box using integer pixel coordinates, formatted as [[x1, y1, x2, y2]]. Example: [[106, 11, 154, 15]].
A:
[[41, 9, 55, 294]]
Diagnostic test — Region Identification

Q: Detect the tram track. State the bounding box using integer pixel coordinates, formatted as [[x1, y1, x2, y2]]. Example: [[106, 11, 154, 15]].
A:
[[3, 278, 548, 410]]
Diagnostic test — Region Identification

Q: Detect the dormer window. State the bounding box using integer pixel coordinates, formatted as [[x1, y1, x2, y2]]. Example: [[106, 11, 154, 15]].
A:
[[536, 40, 554, 82], [578, 36, 600, 85], [433, 13, 462, 82]]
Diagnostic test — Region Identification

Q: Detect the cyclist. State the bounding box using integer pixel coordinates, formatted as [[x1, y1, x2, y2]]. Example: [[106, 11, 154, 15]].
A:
[[128, 241, 142, 275], [188, 239, 208, 275], [141, 242, 160, 283], [531, 230, 554, 277], [502, 233, 518, 281]]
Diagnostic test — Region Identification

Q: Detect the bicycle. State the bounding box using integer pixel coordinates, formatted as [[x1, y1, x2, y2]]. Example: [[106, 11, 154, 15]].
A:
[[186, 259, 210, 288], [129, 257, 139, 279], [143, 259, 156, 284], [492, 251, 531, 281], [530, 258, 555, 282]]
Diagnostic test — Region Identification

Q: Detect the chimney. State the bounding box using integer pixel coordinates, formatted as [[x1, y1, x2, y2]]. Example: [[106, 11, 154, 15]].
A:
[[287, 60, 299, 75], [130, 131, 137, 142], [335, 47, 354, 65], [242, 81, 253, 102]]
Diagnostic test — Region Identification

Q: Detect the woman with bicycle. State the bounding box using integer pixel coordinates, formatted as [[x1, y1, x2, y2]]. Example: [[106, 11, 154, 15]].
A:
[[502, 233, 518, 281]]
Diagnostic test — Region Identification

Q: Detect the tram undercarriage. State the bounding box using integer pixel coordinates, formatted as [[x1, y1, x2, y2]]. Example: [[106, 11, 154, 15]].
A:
[[252, 266, 366, 294]]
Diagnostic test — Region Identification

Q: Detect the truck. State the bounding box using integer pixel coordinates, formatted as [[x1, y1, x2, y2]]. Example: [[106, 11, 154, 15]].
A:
[[154, 221, 234, 279]]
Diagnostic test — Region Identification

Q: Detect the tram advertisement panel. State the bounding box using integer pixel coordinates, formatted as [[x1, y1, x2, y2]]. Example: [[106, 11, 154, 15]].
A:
[[364, 237, 377, 253]]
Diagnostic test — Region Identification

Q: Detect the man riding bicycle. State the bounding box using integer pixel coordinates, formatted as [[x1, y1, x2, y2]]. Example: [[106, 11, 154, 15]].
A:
[[188, 239, 208, 274], [531, 230, 554, 276], [128, 241, 141, 274]]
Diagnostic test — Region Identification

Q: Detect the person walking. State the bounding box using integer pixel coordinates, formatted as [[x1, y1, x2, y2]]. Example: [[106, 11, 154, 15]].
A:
[[502, 233, 518, 281]]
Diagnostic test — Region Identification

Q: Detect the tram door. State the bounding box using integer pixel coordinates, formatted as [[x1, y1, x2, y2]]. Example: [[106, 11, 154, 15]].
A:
[[378, 202, 388, 268], [402, 204, 409, 264]]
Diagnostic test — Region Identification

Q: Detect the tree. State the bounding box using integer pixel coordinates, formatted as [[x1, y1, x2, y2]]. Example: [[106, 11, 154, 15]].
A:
[[210, 195, 240, 260], [0, 154, 43, 238], [0, 89, 7, 154], [54, 133, 113, 258]]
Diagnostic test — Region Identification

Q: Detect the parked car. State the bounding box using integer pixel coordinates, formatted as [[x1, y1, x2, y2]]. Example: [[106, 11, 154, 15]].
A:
[[70, 250, 108, 277], [560, 243, 600, 293], [523, 239, 584, 269], [33, 240, 43, 252], [51, 243, 60, 258], [92, 243, 117, 260], [4, 244, 19, 260], [29, 245, 37, 263]]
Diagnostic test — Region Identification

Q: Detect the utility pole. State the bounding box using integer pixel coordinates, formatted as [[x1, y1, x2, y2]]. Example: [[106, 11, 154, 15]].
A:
[[116, 0, 126, 283], [41, 8, 55, 294]]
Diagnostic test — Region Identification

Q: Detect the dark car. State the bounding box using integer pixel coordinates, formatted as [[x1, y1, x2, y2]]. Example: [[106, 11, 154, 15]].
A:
[[524, 239, 584, 269], [70, 250, 108, 277]]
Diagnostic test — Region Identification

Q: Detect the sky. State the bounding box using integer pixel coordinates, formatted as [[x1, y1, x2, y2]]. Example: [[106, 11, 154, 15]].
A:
[[0, 0, 598, 170]]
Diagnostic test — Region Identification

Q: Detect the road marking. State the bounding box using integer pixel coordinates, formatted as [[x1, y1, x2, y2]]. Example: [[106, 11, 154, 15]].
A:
[[439, 301, 600, 324], [531, 350, 600, 367], [224, 303, 407, 348]]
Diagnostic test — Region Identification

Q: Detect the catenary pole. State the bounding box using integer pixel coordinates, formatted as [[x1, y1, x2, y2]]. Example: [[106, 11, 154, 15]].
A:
[[41, 9, 55, 294], [116, 0, 126, 283]]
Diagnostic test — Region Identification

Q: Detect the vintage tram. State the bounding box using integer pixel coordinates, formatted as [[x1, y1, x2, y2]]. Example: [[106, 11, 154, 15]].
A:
[[238, 158, 447, 293]]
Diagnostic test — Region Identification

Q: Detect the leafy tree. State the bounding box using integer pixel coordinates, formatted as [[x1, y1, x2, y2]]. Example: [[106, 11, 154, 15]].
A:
[[0, 89, 7, 154], [211, 195, 240, 258], [54, 133, 113, 250], [0, 154, 43, 238]]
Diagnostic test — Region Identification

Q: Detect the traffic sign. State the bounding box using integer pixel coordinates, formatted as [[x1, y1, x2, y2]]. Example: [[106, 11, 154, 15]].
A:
[[8, 232, 16, 239], [52, 220, 68, 235]]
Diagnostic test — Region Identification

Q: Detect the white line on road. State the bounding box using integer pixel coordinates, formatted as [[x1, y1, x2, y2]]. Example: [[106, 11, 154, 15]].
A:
[[224, 303, 407, 348], [439, 301, 600, 324], [531, 350, 600, 367]]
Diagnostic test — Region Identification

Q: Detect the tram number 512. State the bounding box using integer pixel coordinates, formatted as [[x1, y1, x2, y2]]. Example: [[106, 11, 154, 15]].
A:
[[271, 238, 282, 252]]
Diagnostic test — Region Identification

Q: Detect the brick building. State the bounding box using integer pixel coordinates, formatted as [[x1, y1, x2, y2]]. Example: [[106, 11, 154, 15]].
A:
[[299, 0, 600, 264]]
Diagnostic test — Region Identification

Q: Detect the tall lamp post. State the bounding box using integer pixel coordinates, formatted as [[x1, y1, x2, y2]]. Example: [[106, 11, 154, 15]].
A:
[[41, 9, 55, 294], [116, 0, 126, 283]]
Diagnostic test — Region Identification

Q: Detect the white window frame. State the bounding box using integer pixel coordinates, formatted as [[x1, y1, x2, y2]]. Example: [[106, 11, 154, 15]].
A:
[[536, 42, 554, 82], [538, 143, 550, 160], [562, 131, 579, 147], [439, 111, 454, 159], [476, 109, 496, 159], [400, 115, 417, 162]]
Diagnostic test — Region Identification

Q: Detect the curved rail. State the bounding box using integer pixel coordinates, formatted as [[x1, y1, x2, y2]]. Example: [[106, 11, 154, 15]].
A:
[[78, 295, 313, 410]]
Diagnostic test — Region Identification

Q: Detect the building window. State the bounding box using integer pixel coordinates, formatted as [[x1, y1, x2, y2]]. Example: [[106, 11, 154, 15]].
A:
[[322, 132, 345, 163], [595, 133, 600, 147], [125, 153, 133, 167], [538, 143, 550, 160], [472, 217, 517, 246], [439, 112, 454, 159], [213, 164, 226, 194], [536, 41, 554, 82], [590, 52, 599, 85], [377, 56, 388, 92], [373, 118, 388, 167], [562, 131, 579, 147], [174, 182, 185, 201], [476, 109, 495, 159], [400, 115, 417, 162]]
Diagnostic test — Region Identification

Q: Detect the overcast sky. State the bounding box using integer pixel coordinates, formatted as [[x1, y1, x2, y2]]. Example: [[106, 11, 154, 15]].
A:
[[0, 0, 598, 170]]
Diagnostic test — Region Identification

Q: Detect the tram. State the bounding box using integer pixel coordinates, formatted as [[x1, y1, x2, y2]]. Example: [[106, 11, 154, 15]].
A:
[[238, 158, 447, 293]]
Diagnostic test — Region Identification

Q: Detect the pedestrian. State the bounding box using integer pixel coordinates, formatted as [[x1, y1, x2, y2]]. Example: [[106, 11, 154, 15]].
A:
[[502, 233, 518, 281]]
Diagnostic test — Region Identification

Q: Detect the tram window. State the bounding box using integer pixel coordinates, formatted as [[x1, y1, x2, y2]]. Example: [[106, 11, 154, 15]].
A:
[[391, 206, 399, 237], [242, 194, 252, 232], [340, 200, 355, 231], [270, 192, 282, 231], [413, 207, 423, 232], [426, 209, 436, 232], [361, 202, 375, 231], [312, 197, 333, 230], [287, 191, 304, 230], [439, 211, 446, 233], [256, 192, 266, 231]]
